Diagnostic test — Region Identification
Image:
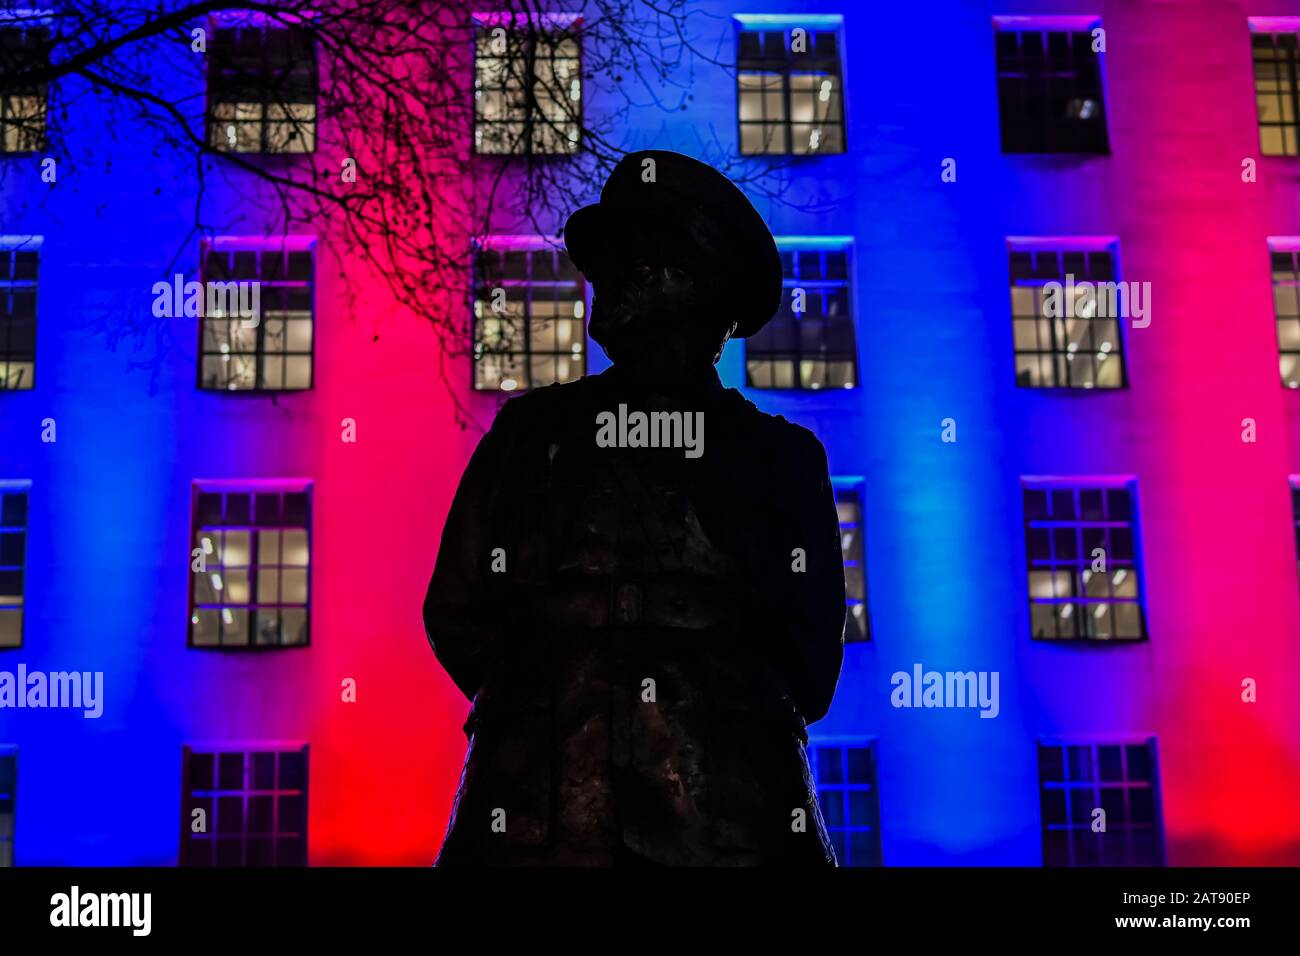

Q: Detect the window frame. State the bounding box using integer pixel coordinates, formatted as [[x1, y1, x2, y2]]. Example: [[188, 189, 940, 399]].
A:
[[832, 477, 870, 642], [807, 736, 882, 866], [179, 741, 309, 867], [1021, 476, 1149, 643], [1267, 238, 1300, 386], [0, 235, 39, 391], [0, 745, 15, 867], [471, 12, 584, 157], [196, 236, 316, 394], [745, 236, 859, 391], [470, 235, 588, 392], [992, 15, 1110, 155], [187, 480, 313, 651], [1286, 476, 1300, 584], [0, 15, 51, 155], [1006, 236, 1129, 390], [1248, 19, 1300, 157], [1037, 735, 1165, 867], [204, 14, 319, 156], [0, 479, 30, 650], [733, 15, 847, 157]]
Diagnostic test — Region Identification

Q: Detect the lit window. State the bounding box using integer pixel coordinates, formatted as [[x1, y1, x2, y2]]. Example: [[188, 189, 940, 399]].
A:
[[1038, 739, 1163, 866], [199, 240, 313, 392], [0, 239, 37, 390], [1022, 479, 1146, 641], [1009, 242, 1126, 389], [0, 746, 13, 866], [994, 19, 1108, 154], [181, 744, 308, 866], [834, 481, 869, 642], [1250, 23, 1300, 156], [474, 17, 581, 155], [189, 483, 311, 649], [0, 22, 48, 153], [809, 740, 880, 866], [0, 481, 28, 649], [207, 22, 317, 153], [473, 241, 586, 391], [746, 242, 856, 390], [736, 21, 845, 155], [1270, 243, 1300, 386]]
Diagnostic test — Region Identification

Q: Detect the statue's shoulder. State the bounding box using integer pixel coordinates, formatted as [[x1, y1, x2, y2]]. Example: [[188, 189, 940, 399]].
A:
[[716, 387, 823, 453], [494, 375, 604, 429]]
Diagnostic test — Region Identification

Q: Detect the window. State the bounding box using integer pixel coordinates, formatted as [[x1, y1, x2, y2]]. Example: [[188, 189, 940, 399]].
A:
[[0, 481, 28, 649], [994, 18, 1108, 154], [189, 482, 310, 649], [736, 18, 845, 155], [809, 739, 880, 866], [1250, 22, 1300, 156], [473, 239, 586, 391], [1023, 479, 1145, 641], [835, 480, 868, 642], [474, 16, 581, 155], [0, 21, 48, 153], [0, 747, 12, 866], [199, 239, 313, 391], [1038, 739, 1162, 866], [207, 20, 317, 153], [1270, 242, 1300, 386], [181, 744, 308, 866], [1009, 241, 1126, 389], [1289, 479, 1300, 576], [746, 240, 856, 390], [0, 239, 37, 390]]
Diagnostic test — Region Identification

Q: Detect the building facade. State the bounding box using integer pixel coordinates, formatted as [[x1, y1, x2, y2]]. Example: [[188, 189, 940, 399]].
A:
[[1, 0, 1299, 866]]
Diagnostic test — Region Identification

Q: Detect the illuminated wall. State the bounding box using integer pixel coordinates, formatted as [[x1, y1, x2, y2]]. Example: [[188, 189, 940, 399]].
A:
[[1, 0, 1298, 865]]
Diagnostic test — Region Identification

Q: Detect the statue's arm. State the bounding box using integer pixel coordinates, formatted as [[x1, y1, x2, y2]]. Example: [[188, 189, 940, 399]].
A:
[[422, 402, 520, 700], [772, 428, 846, 724]]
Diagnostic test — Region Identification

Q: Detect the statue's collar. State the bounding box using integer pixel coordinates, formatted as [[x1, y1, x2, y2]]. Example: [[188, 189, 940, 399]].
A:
[[601, 361, 724, 397]]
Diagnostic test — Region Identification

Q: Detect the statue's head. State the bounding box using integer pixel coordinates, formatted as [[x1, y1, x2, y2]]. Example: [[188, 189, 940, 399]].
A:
[[564, 150, 782, 368]]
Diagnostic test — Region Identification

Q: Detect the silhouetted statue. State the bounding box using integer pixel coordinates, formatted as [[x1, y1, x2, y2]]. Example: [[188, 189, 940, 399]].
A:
[[424, 150, 845, 866]]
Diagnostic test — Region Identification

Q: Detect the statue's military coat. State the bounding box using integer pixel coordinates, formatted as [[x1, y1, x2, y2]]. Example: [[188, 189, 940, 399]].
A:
[[423, 363, 845, 865]]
